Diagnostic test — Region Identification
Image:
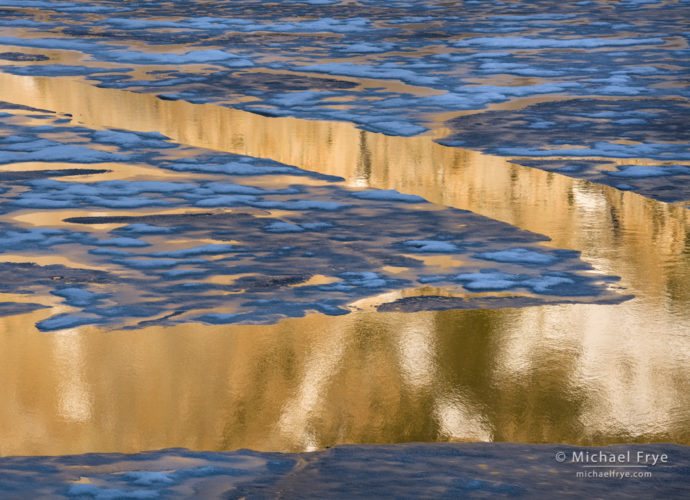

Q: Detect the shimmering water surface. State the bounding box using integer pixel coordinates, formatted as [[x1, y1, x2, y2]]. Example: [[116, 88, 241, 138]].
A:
[[0, 0, 688, 459]]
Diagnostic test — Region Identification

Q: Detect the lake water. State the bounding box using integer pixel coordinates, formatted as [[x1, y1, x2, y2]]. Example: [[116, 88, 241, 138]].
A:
[[0, 2, 688, 496]]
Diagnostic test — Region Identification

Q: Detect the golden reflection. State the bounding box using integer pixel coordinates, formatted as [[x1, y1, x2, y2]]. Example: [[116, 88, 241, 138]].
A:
[[0, 72, 688, 456], [0, 305, 687, 456]]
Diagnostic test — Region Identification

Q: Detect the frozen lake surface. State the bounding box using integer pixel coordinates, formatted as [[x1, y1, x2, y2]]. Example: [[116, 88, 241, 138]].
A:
[[0, 0, 688, 497]]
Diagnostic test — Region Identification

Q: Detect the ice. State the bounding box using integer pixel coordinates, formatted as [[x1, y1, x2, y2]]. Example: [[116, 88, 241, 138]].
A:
[[0, 144, 129, 164], [341, 271, 389, 288], [36, 313, 100, 331], [92, 130, 173, 149], [475, 248, 558, 265], [263, 221, 305, 233], [301, 63, 438, 86], [123, 471, 174, 486], [195, 195, 258, 207], [66, 484, 158, 499], [244, 17, 371, 34], [0, 228, 80, 251], [453, 36, 665, 49], [208, 183, 294, 195], [271, 91, 335, 107], [495, 142, 690, 160], [351, 190, 426, 203], [252, 200, 347, 211], [369, 120, 427, 136], [606, 165, 689, 178], [522, 275, 575, 293], [89, 248, 133, 256], [150, 244, 237, 258], [478, 62, 563, 76], [454, 271, 519, 291], [403, 240, 459, 252], [1, 65, 131, 77], [52, 287, 99, 307], [94, 238, 150, 248], [1, 139, 61, 151], [342, 42, 390, 53], [0, 35, 107, 52], [113, 258, 185, 269], [119, 224, 174, 234], [166, 160, 343, 181], [489, 14, 577, 21], [104, 49, 254, 68], [196, 313, 241, 324]]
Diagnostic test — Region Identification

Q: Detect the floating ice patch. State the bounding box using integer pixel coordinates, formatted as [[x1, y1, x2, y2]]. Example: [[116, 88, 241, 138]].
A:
[[36, 314, 101, 332], [252, 200, 347, 211], [104, 49, 254, 67], [194, 195, 259, 207], [403, 240, 459, 252], [263, 221, 304, 233], [475, 248, 558, 265], [243, 17, 371, 34], [341, 42, 391, 53], [351, 190, 426, 203], [166, 160, 343, 181], [113, 258, 190, 269], [453, 36, 665, 49], [150, 244, 238, 258], [300, 63, 438, 86], [368, 120, 428, 136], [196, 313, 242, 324], [123, 471, 175, 486], [0, 65, 132, 77], [118, 223, 174, 234], [66, 484, 158, 499], [454, 271, 519, 291], [0, 144, 130, 164], [522, 275, 575, 293], [51, 287, 101, 307], [92, 130, 173, 149], [605, 165, 690, 178], [94, 237, 150, 248]]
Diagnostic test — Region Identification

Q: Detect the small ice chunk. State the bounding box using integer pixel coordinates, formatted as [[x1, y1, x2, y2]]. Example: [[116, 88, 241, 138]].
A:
[[351, 190, 426, 203], [120, 224, 173, 234], [52, 287, 99, 307], [94, 237, 150, 247], [124, 471, 175, 485], [475, 248, 558, 265], [403, 240, 459, 252], [197, 313, 241, 324], [263, 222, 304, 233], [454, 271, 519, 291], [606, 165, 688, 178], [522, 276, 575, 293], [37, 314, 100, 331], [151, 244, 236, 258]]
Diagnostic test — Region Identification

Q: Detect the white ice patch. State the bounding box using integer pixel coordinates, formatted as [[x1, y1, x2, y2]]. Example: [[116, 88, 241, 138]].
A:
[[150, 244, 237, 258], [351, 190, 426, 203], [104, 48, 253, 67], [453, 36, 665, 49], [0, 144, 130, 164], [454, 271, 519, 291], [476, 248, 558, 265], [606, 165, 689, 178], [404, 240, 459, 252], [300, 62, 438, 86], [92, 130, 173, 149], [263, 222, 304, 233]]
